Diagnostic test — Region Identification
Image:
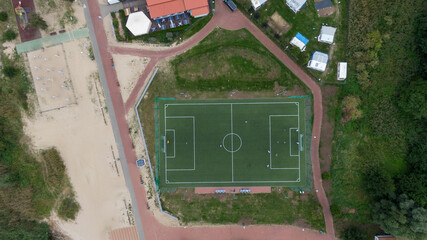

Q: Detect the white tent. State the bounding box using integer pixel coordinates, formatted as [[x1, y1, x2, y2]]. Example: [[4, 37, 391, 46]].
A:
[[251, 0, 268, 10], [307, 51, 329, 72], [337, 62, 347, 80], [290, 32, 309, 52], [126, 11, 152, 36], [318, 26, 337, 44], [286, 0, 306, 13]]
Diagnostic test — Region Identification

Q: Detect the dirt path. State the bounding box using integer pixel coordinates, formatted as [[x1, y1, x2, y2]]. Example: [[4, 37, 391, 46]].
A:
[[86, 0, 335, 239]]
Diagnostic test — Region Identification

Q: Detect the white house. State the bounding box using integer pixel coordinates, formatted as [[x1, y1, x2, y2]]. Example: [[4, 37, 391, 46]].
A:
[[318, 26, 337, 44], [290, 32, 309, 52], [251, 0, 268, 10], [126, 11, 152, 36], [307, 51, 329, 72], [286, 0, 306, 13], [337, 62, 347, 80]]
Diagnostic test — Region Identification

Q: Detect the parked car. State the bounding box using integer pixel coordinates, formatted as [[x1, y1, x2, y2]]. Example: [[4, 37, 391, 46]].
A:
[[224, 0, 237, 11]]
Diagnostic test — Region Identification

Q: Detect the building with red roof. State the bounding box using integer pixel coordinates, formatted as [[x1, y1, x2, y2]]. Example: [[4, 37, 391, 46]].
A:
[[147, 0, 209, 19]]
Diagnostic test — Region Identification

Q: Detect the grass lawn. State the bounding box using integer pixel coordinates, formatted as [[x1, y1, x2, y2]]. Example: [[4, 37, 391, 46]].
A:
[[156, 98, 307, 188], [161, 187, 325, 230], [137, 28, 321, 227], [172, 28, 305, 90], [234, 0, 348, 83]]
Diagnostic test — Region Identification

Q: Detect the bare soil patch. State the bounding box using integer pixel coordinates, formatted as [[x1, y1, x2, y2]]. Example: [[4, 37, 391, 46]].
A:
[[268, 12, 291, 35], [317, 7, 336, 18]]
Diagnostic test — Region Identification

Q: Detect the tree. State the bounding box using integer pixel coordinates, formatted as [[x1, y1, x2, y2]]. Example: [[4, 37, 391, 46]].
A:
[[342, 226, 365, 240], [330, 204, 342, 217], [2, 66, 19, 78], [321, 172, 331, 180], [29, 13, 48, 30], [397, 140, 427, 206], [398, 79, 427, 119], [372, 194, 427, 240], [363, 166, 395, 199], [0, 11, 8, 22], [2, 29, 17, 41]]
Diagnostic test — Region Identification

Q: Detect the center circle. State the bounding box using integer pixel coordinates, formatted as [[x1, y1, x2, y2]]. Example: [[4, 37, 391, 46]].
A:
[[222, 133, 242, 153]]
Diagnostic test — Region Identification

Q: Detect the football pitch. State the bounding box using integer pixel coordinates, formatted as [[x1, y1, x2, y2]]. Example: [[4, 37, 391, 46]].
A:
[[155, 98, 309, 188]]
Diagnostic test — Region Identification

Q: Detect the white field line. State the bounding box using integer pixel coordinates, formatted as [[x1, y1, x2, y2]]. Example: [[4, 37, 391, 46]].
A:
[[165, 115, 196, 175], [165, 101, 303, 183], [231, 104, 234, 182], [165, 129, 175, 158]]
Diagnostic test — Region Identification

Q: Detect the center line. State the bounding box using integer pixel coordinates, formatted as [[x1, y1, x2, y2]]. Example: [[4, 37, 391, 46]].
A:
[[231, 104, 234, 182]]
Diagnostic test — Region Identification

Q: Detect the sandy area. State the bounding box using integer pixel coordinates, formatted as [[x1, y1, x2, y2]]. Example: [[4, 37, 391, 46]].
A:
[[24, 39, 132, 240], [35, 0, 86, 37], [27, 45, 76, 112], [112, 54, 150, 103], [2, 41, 17, 56], [126, 91, 179, 227]]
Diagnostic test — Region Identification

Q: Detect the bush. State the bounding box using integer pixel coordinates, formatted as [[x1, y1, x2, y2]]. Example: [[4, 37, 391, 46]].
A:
[[110, 12, 116, 18], [57, 194, 80, 220], [112, 18, 119, 28], [321, 172, 331, 180], [29, 13, 48, 30], [2, 29, 17, 41], [2, 65, 19, 78], [0, 11, 8, 22], [342, 226, 365, 240], [330, 204, 342, 216]]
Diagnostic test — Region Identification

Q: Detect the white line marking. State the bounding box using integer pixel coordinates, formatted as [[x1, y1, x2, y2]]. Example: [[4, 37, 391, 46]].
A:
[[231, 104, 234, 182], [165, 129, 175, 158], [165, 116, 196, 171], [165, 102, 299, 106]]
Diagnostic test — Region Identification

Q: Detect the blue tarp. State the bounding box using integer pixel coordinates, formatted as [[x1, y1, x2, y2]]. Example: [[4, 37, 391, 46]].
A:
[[296, 32, 309, 45]]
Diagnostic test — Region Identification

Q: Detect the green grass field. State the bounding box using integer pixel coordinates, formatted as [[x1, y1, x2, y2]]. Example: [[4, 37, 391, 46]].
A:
[[156, 98, 307, 188]]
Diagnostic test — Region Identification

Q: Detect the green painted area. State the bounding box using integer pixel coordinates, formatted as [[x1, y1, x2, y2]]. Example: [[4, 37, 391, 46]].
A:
[[156, 98, 308, 188], [16, 28, 89, 54]]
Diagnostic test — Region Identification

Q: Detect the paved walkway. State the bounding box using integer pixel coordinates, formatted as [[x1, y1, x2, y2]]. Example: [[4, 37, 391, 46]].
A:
[[85, 1, 335, 239], [16, 28, 89, 54]]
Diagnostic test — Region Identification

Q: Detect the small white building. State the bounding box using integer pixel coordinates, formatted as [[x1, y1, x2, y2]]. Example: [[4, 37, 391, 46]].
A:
[[290, 32, 309, 52], [337, 62, 347, 80], [126, 11, 152, 36], [286, 0, 307, 13], [318, 26, 337, 44], [307, 51, 329, 72], [251, 0, 268, 10]]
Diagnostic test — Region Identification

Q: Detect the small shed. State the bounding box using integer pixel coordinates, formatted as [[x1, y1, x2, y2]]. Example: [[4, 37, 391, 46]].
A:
[[251, 0, 268, 11], [286, 0, 306, 13], [307, 51, 329, 72], [315, 0, 333, 10], [290, 32, 309, 52], [318, 26, 337, 44], [126, 12, 152, 36], [337, 62, 347, 80]]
